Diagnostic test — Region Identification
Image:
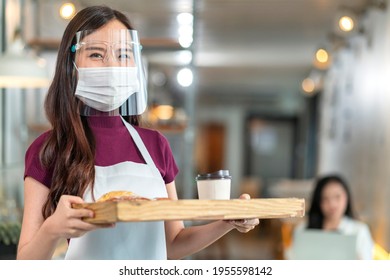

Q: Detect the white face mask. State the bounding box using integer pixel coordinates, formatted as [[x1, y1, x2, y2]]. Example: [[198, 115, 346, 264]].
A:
[[75, 67, 140, 112]]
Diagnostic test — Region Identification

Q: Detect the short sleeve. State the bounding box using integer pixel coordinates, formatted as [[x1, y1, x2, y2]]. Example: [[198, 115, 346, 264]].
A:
[[24, 131, 53, 188], [157, 133, 179, 184]]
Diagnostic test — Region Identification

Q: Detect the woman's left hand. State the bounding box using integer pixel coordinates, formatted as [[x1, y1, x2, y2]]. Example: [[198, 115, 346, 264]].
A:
[[225, 193, 260, 233]]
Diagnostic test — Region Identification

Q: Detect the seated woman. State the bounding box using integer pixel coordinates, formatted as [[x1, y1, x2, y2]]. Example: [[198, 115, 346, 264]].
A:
[[288, 174, 374, 260]]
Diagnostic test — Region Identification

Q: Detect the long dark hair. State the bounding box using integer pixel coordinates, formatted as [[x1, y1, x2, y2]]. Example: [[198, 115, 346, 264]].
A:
[[41, 5, 140, 219], [307, 174, 355, 229]]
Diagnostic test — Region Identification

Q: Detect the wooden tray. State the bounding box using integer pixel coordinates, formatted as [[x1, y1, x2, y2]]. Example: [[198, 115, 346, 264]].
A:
[[73, 198, 305, 224]]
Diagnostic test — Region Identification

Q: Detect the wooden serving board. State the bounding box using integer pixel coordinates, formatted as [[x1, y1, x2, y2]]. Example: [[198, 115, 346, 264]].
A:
[[72, 198, 304, 224]]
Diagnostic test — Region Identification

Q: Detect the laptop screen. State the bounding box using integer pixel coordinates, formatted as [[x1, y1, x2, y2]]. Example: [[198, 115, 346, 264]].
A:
[[289, 229, 358, 260]]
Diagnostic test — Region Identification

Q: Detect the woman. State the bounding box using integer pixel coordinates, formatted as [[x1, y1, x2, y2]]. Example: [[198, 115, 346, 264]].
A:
[[292, 174, 374, 260], [17, 5, 259, 260]]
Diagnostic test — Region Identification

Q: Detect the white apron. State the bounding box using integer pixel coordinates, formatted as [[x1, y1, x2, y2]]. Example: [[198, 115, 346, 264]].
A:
[[65, 118, 168, 259]]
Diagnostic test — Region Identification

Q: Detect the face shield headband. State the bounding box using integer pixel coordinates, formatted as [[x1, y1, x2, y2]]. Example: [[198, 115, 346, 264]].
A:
[[72, 29, 147, 116]]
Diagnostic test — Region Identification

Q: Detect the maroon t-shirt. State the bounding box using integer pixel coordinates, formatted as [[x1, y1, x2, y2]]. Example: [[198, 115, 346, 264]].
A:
[[24, 116, 179, 188]]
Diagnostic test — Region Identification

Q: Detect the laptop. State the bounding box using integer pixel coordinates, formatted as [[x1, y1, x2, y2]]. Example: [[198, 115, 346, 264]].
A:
[[289, 229, 358, 260]]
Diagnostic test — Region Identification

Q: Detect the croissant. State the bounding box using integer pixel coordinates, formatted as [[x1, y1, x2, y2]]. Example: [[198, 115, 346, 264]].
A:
[[97, 191, 150, 202]]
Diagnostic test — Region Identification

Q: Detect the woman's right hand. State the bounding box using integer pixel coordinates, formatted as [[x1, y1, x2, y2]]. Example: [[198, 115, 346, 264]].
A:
[[44, 195, 114, 239]]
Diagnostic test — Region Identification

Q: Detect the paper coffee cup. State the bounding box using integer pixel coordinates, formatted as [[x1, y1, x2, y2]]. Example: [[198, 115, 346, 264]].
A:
[[195, 170, 231, 200]]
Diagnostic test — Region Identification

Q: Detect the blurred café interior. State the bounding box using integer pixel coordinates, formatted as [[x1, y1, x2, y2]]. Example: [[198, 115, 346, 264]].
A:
[[0, 0, 390, 260]]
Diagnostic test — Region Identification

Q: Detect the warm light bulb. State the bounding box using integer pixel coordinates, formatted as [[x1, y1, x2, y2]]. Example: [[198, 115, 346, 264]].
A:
[[153, 105, 174, 120], [60, 3, 76, 20], [316, 49, 329, 64], [339, 16, 354, 32], [302, 78, 315, 94]]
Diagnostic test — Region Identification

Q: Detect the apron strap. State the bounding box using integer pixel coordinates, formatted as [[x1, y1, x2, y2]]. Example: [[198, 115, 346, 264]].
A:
[[120, 116, 161, 178]]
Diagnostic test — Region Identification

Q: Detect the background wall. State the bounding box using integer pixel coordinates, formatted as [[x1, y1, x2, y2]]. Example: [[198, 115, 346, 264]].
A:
[[318, 6, 390, 249]]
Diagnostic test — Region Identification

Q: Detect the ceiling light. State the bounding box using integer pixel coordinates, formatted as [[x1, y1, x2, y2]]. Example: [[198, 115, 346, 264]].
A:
[[178, 25, 193, 37], [177, 12, 194, 48], [302, 70, 324, 95], [177, 68, 193, 87], [339, 16, 354, 32], [178, 36, 193, 48], [176, 13, 193, 25], [334, 9, 358, 36], [178, 50, 193, 65], [313, 47, 331, 69], [60, 3, 76, 20], [151, 71, 167, 87], [315, 48, 329, 64], [178, 25, 193, 48], [301, 78, 315, 95]]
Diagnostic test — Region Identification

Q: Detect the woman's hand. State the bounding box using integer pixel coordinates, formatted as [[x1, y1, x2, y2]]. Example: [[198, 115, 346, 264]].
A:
[[44, 195, 114, 239], [225, 193, 260, 233]]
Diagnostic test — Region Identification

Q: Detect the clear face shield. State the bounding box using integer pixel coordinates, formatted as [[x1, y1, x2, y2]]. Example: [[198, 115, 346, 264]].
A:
[[72, 29, 147, 116]]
